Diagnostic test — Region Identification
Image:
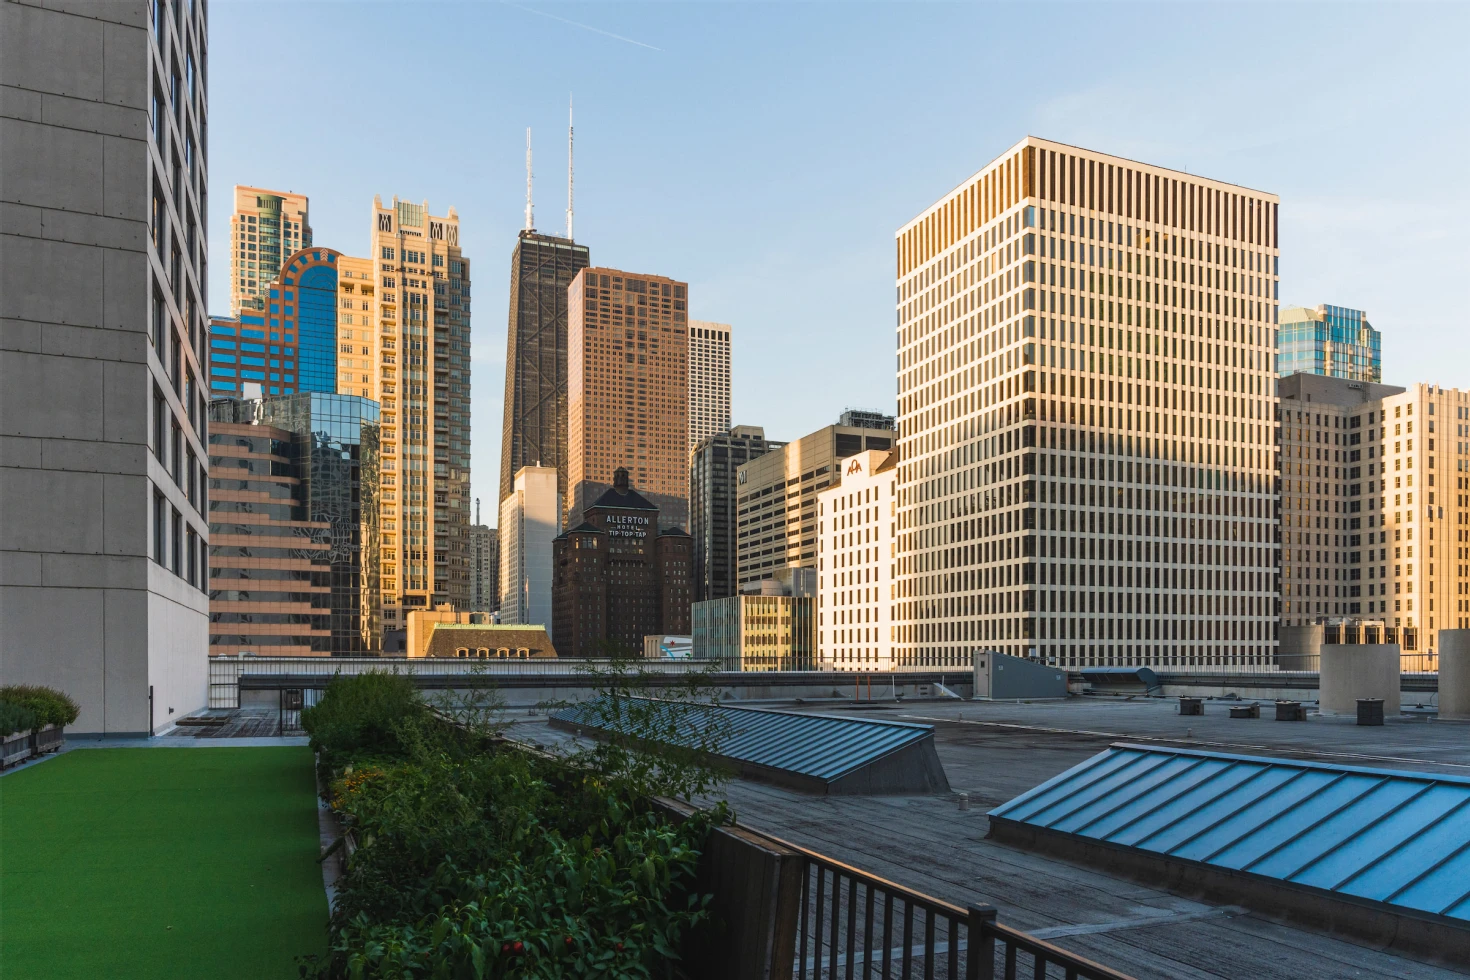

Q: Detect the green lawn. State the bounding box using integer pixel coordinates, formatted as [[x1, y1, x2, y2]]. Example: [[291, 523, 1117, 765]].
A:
[[0, 747, 326, 979]]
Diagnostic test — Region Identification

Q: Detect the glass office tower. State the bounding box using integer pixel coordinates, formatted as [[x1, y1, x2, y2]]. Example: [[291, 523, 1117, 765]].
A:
[[1278, 304, 1381, 383]]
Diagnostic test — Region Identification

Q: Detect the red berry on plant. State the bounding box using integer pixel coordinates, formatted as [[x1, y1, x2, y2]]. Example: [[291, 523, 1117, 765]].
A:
[[513, 941, 524, 954]]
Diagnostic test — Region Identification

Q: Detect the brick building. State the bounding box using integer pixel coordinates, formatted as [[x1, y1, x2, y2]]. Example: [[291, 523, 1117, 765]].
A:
[[553, 469, 693, 657]]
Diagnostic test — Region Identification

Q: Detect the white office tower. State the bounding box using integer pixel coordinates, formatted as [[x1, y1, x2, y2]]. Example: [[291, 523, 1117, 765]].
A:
[[498, 466, 561, 632], [688, 320, 732, 450], [893, 137, 1280, 671], [817, 450, 898, 671], [0, 0, 210, 732]]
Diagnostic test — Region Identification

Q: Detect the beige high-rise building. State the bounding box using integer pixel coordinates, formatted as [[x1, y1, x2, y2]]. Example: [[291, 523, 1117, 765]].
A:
[[688, 320, 732, 449], [817, 449, 899, 672], [335, 254, 378, 399], [895, 137, 1280, 671], [735, 421, 896, 588], [366, 196, 472, 626], [567, 267, 690, 514], [1280, 374, 1469, 659], [231, 186, 311, 315]]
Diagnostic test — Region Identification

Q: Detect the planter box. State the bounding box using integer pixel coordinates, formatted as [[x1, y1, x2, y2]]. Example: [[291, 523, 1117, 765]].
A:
[[31, 725, 64, 755], [1, 731, 32, 768]]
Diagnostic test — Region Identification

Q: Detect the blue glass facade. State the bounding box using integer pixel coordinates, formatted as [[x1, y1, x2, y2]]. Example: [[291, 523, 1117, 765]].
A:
[[1278, 303, 1381, 383], [274, 248, 342, 394], [207, 312, 293, 396]]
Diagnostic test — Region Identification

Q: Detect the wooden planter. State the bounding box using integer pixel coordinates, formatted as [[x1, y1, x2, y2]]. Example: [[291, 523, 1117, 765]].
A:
[[31, 725, 64, 755], [1, 731, 31, 768]]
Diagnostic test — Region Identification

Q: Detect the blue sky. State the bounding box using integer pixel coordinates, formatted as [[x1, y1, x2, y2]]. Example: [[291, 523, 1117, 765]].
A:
[[208, 2, 1470, 523]]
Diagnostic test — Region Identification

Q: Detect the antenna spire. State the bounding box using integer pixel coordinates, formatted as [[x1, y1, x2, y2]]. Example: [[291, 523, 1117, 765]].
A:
[[524, 128, 534, 232], [566, 96, 575, 240]]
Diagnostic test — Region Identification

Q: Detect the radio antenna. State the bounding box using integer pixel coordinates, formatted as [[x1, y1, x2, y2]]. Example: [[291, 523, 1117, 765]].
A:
[[524, 128, 534, 232], [566, 97, 574, 240]]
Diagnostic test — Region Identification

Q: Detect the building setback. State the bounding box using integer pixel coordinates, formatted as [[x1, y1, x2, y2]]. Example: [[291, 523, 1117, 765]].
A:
[[893, 137, 1280, 671], [552, 469, 692, 658], [1, 0, 210, 733], [688, 320, 732, 450], [691, 426, 783, 601], [1279, 373, 1469, 657], [499, 465, 561, 632], [735, 422, 895, 588], [817, 450, 898, 671], [230, 186, 311, 316], [1278, 304, 1381, 384], [498, 231, 591, 505], [567, 267, 691, 525]]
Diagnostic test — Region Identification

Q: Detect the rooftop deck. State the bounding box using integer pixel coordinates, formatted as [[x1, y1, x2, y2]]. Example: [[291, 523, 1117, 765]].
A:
[[523, 696, 1470, 978]]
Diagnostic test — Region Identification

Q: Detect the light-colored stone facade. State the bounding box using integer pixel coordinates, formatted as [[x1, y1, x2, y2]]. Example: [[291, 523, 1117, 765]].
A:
[[817, 449, 898, 671], [498, 465, 560, 632], [688, 320, 731, 450], [894, 137, 1281, 670], [1280, 373, 1470, 660], [1, 0, 209, 732]]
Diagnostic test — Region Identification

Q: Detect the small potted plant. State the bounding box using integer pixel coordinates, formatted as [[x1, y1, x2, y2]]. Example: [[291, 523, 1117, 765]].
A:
[[0, 701, 36, 768], [0, 685, 80, 758]]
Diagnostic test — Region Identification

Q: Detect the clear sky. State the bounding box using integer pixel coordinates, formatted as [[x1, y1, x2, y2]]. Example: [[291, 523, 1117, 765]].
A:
[[208, 2, 1470, 526]]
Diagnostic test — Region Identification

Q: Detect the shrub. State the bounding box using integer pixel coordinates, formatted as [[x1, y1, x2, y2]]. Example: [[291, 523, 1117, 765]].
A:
[[301, 671, 426, 766], [0, 685, 80, 730], [0, 701, 37, 738]]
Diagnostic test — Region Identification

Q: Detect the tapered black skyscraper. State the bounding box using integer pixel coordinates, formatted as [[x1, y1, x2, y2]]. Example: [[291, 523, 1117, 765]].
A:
[[498, 230, 590, 503]]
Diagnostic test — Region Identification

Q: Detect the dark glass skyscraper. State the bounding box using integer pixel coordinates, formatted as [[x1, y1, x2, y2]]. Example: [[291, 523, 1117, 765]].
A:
[[499, 231, 590, 504], [690, 426, 782, 601]]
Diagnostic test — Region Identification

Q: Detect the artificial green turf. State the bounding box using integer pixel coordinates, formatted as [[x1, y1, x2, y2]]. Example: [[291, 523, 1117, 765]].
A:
[[0, 746, 326, 979]]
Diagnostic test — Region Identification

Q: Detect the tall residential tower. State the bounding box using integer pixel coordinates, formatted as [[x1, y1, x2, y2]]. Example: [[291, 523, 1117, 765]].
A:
[[894, 137, 1281, 670], [230, 186, 311, 315]]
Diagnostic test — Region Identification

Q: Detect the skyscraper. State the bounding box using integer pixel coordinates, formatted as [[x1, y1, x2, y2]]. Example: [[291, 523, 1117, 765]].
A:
[[817, 449, 898, 672], [468, 523, 500, 614], [1278, 304, 1381, 383], [499, 231, 591, 505], [1, 0, 210, 732], [566, 267, 692, 525], [207, 312, 276, 398], [688, 320, 732, 449], [893, 137, 1280, 670], [231, 186, 311, 315], [368, 196, 473, 622], [1278, 373, 1467, 658], [499, 465, 561, 631], [690, 426, 782, 601]]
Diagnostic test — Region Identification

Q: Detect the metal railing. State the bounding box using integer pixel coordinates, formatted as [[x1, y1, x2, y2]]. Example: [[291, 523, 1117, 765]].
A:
[[788, 839, 1132, 980], [207, 655, 720, 709]]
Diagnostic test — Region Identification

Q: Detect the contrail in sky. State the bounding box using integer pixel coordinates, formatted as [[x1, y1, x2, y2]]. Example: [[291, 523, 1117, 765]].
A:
[[501, 2, 663, 51]]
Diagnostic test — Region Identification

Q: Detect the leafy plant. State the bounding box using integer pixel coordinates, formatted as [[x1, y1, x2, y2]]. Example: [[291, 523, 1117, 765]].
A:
[[300, 671, 427, 767], [0, 700, 37, 738], [0, 685, 80, 730]]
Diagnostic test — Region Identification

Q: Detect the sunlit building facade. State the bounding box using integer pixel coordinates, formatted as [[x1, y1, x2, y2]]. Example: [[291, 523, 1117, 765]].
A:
[[817, 449, 898, 671], [230, 186, 311, 316], [1278, 304, 1381, 383], [688, 320, 732, 450], [894, 137, 1281, 670]]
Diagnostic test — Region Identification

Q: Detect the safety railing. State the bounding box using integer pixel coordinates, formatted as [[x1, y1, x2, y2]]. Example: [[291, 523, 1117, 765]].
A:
[[792, 843, 1132, 980]]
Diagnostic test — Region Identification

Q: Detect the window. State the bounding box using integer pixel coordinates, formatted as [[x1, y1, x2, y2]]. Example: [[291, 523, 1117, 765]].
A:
[[171, 420, 181, 484], [152, 287, 166, 349], [152, 182, 165, 251], [154, 490, 167, 563], [172, 509, 183, 575], [185, 526, 197, 586], [153, 387, 166, 458]]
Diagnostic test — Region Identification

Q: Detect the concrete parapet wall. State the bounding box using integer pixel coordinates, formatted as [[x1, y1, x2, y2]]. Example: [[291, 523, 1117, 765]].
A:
[[1319, 644, 1401, 716], [1438, 630, 1470, 720]]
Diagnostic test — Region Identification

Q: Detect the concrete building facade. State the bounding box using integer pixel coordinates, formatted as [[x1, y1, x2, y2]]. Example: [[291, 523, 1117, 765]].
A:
[[734, 422, 895, 588], [498, 465, 560, 632], [1, 0, 211, 732], [498, 230, 590, 505], [688, 319, 731, 450], [1280, 373, 1469, 658], [691, 425, 782, 602], [1279, 304, 1381, 384], [230, 186, 310, 315], [893, 137, 1281, 670], [817, 449, 898, 672], [567, 266, 690, 521], [367, 196, 472, 622]]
